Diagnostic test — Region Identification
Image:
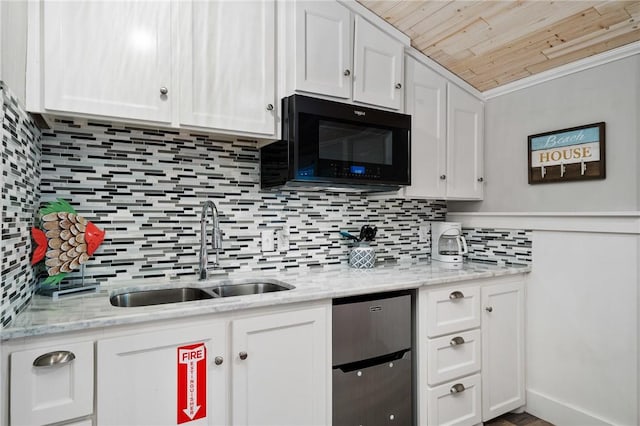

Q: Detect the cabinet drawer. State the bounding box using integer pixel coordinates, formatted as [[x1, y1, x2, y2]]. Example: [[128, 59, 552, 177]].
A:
[[10, 341, 94, 426], [427, 329, 481, 386], [425, 286, 480, 337], [426, 374, 481, 426]]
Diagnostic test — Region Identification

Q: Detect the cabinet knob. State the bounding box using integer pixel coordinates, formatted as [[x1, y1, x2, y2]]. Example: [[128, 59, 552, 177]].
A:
[[160, 87, 168, 95], [343, 69, 351, 76], [450, 383, 466, 394], [440, 174, 446, 180], [214, 356, 224, 365], [477, 177, 484, 182], [395, 83, 402, 89], [239, 351, 248, 360], [449, 290, 464, 300], [485, 306, 493, 312], [33, 350, 76, 367], [450, 336, 465, 346], [266, 104, 274, 111]]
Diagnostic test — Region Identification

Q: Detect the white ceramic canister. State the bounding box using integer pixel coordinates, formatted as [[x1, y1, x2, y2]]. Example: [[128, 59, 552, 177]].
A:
[[349, 242, 376, 269]]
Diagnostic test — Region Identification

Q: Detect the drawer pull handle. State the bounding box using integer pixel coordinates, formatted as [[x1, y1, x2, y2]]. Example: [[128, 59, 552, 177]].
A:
[[450, 383, 466, 394], [239, 351, 248, 360], [485, 306, 493, 312], [450, 336, 465, 346], [449, 291, 464, 300], [214, 356, 224, 365], [33, 350, 76, 367]]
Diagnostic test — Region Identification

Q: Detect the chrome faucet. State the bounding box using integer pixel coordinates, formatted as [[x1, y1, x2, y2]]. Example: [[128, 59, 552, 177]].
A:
[[199, 200, 222, 280]]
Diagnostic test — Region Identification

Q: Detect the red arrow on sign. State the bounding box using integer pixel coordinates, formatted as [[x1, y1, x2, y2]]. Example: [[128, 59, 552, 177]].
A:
[[177, 343, 207, 424]]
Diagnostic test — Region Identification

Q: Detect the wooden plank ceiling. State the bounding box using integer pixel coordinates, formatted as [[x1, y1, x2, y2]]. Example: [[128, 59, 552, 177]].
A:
[[358, 1, 640, 91]]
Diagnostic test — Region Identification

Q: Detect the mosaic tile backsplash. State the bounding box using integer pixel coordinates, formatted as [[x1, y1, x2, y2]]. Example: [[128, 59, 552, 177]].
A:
[[1, 82, 42, 327], [40, 117, 447, 286], [462, 228, 532, 266]]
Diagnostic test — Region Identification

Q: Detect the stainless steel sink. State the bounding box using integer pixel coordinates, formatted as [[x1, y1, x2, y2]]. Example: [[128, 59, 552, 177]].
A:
[[110, 287, 214, 307], [209, 281, 294, 297], [110, 280, 294, 307]]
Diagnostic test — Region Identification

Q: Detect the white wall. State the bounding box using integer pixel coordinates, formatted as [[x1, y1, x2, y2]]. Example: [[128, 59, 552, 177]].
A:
[[450, 54, 640, 213], [526, 229, 638, 425], [0, 0, 28, 104], [449, 55, 640, 425]]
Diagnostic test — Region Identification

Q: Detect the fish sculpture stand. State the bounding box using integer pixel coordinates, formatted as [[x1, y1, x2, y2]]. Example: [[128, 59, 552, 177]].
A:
[[31, 198, 105, 286]]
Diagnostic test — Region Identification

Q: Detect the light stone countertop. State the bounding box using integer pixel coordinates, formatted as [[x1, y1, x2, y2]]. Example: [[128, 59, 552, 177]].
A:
[[1, 261, 530, 341]]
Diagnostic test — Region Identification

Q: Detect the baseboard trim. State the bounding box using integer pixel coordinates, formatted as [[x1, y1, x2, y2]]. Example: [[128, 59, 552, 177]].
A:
[[447, 212, 640, 234], [526, 389, 613, 426]]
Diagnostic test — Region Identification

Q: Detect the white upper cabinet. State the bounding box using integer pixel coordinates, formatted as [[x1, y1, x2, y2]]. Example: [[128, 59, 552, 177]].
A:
[[42, 1, 172, 123], [447, 83, 484, 200], [31, 0, 276, 137], [286, 2, 406, 111], [353, 15, 404, 110], [403, 56, 447, 199], [178, 0, 276, 136], [403, 55, 484, 200], [293, 1, 352, 99]]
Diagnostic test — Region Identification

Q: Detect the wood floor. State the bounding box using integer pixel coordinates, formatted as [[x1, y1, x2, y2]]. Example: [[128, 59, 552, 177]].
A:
[[485, 412, 554, 426]]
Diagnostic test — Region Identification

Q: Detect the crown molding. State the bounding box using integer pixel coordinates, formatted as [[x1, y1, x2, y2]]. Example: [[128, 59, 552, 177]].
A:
[[482, 41, 640, 100]]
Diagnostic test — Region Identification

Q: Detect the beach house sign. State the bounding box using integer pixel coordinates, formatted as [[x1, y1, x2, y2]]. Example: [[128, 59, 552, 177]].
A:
[[528, 122, 605, 184]]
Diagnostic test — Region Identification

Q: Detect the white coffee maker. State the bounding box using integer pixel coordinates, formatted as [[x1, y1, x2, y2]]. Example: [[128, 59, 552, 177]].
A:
[[431, 222, 468, 263]]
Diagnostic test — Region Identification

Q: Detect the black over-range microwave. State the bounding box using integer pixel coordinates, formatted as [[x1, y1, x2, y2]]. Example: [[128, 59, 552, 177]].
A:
[[260, 95, 411, 192]]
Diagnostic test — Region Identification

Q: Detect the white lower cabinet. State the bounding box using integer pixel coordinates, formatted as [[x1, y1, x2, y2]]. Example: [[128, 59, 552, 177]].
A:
[[425, 285, 480, 338], [426, 373, 482, 426], [3, 279, 522, 426], [419, 276, 525, 425], [97, 321, 228, 426], [481, 281, 525, 421], [231, 305, 330, 425], [95, 304, 330, 426], [426, 329, 481, 386], [3, 301, 330, 426], [9, 341, 94, 426]]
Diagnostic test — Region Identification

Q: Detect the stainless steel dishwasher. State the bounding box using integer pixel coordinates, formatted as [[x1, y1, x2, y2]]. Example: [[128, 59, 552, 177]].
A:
[[333, 291, 414, 425]]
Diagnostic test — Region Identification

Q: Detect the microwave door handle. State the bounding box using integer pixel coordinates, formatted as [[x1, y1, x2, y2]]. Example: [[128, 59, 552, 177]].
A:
[[457, 235, 468, 255]]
